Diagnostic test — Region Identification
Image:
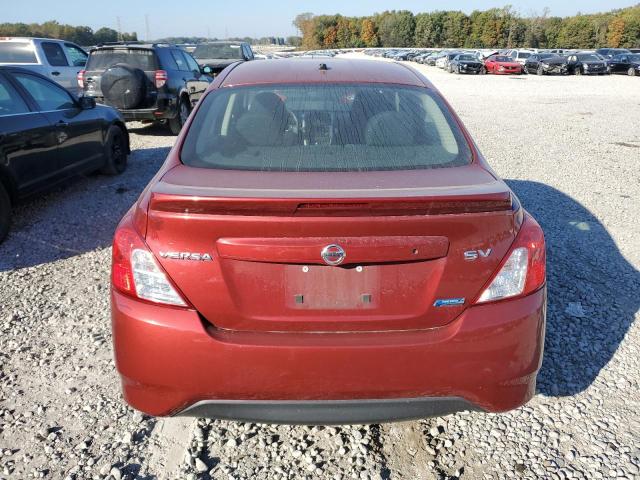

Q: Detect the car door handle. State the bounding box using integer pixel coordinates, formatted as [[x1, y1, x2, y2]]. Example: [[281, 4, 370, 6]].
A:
[[57, 120, 69, 127], [51, 71, 61, 76]]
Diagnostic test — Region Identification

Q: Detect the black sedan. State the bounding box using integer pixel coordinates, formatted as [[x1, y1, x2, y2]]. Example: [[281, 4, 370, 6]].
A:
[[566, 53, 610, 75], [449, 54, 484, 74], [608, 53, 640, 76], [524, 53, 568, 75], [0, 67, 129, 242]]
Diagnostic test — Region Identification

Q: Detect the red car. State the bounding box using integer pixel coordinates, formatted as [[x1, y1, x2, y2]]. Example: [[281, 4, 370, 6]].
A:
[[111, 58, 546, 424], [484, 55, 524, 74]]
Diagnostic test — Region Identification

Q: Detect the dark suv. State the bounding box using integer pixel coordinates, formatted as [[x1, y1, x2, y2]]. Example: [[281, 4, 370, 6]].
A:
[[79, 42, 211, 134]]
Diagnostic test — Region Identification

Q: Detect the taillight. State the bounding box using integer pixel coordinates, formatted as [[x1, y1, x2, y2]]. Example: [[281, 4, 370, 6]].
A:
[[112, 217, 189, 307], [475, 214, 545, 304], [77, 70, 85, 89], [154, 70, 168, 88]]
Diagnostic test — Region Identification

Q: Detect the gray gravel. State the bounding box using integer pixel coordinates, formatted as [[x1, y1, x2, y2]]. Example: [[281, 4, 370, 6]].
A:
[[1, 57, 639, 479]]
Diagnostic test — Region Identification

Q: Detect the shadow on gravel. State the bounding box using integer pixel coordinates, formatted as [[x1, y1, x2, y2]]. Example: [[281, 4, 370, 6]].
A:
[[507, 180, 640, 397], [0, 146, 170, 272], [128, 122, 175, 137]]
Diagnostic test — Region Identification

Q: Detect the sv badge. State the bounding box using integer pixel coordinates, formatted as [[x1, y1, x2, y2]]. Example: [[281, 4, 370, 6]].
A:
[[464, 249, 492, 261]]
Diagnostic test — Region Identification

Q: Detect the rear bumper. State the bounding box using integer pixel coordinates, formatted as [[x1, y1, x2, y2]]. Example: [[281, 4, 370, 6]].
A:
[[87, 95, 176, 120], [112, 287, 546, 422], [178, 397, 480, 425]]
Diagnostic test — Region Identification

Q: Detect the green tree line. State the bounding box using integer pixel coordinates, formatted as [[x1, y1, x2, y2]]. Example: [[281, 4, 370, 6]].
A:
[[293, 5, 640, 50], [0, 21, 137, 46]]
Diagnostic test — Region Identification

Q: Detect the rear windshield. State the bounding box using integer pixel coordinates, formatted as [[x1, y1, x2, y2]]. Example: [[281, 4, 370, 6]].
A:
[[193, 44, 244, 60], [86, 49, 157, 71], [181, 84, 472, 172], [0, 42, 38, 63], [517, 52, 531, 58]]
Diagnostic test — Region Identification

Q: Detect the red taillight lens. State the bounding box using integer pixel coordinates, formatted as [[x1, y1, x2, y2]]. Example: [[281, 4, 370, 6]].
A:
[[520, 215, 546, 296], [112, 216, 189, 307], [475, 213, 546, 304], [154, 70, 168, 88], [77, 70, 85, 89]]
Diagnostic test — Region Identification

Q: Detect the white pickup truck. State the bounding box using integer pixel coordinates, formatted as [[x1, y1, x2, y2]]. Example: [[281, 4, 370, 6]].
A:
[[0, 37, 88, 95]]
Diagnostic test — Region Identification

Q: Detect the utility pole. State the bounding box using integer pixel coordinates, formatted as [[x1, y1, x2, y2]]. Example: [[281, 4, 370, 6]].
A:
[[145, 14, 150, 41], [116, 16, 122, 41]]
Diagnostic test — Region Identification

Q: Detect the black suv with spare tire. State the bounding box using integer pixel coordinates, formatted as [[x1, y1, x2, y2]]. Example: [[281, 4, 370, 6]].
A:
[[79, 42, 211, 134]]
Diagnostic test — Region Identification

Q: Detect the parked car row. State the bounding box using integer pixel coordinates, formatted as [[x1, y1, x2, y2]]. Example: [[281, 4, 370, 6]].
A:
[[0, 38, 261, 135], [379, 47, 640, 77]]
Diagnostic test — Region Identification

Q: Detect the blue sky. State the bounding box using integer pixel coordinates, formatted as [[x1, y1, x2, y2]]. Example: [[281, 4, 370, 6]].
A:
[[5, 1, 637, 39]]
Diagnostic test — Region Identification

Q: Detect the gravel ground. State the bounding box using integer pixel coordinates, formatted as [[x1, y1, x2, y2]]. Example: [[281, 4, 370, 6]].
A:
[[1, 56, 639, 480]]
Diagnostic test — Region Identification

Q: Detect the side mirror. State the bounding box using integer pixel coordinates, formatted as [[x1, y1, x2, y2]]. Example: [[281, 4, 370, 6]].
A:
[[202, 66, 212, 74], [78, 96, 96, 110]]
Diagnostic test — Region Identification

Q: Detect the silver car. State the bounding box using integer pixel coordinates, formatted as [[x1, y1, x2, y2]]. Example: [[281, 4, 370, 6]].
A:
[[0, 37, 87, 95]]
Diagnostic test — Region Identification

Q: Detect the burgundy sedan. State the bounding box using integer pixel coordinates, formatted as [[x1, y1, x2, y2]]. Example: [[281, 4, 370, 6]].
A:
[[111, 58, 546, 424]]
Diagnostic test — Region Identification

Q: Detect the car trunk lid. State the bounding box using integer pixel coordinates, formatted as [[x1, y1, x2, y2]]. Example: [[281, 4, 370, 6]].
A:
[[144, 164, 520, 332]]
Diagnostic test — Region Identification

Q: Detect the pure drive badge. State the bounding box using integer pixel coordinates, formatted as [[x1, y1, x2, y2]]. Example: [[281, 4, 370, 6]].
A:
[[433, 298, 466, 307], [159, 252, 213, 261]]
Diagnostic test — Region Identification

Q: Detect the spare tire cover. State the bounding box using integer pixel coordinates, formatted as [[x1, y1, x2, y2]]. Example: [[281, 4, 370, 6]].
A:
[[101, 64, 146, 109]]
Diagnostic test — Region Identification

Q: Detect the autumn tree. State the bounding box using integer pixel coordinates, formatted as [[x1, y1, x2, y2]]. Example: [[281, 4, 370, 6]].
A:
[[360, 18, 379, 47], [607, 17, 626, 47]]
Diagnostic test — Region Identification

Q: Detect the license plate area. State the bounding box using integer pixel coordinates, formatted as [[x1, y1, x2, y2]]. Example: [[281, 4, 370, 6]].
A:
[[285, 264, 379, 310]]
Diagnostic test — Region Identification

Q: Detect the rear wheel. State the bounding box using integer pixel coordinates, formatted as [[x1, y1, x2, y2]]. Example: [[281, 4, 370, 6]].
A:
[[169, 97, 190, 135], [629, 67, 636, 77], [0, 182, 11, 243], [100, 126, 128, 175]]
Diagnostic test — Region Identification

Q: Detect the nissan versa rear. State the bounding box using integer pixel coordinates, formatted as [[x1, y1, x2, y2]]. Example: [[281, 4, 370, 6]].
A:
[[111, 58, 546, 424]]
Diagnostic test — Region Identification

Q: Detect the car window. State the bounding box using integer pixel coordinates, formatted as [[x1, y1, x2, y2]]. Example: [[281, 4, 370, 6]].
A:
[[0, 41, 38, 63], [183, 52, 201, 72], [171, 50, 190, 71], [64, 43, 88, 67], [193, 44, 245, 60], [41, 42, 69, 67], [181, 83, 472, 172], [0, 74, 30, 115], [156, 48, 177, 70], [13, 73, 75, 111], [86, 49, 158, 71]]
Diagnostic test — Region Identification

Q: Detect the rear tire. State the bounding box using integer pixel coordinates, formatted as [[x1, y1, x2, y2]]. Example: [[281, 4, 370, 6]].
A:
[[168, 97, 190, 135], [629, 67, 636, 77], [100, 126, 128, 175], [0, 182, 11, 244]]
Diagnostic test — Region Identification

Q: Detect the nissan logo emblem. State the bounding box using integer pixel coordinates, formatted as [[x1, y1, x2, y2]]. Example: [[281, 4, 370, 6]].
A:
[[321, 244, 346, 266]]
